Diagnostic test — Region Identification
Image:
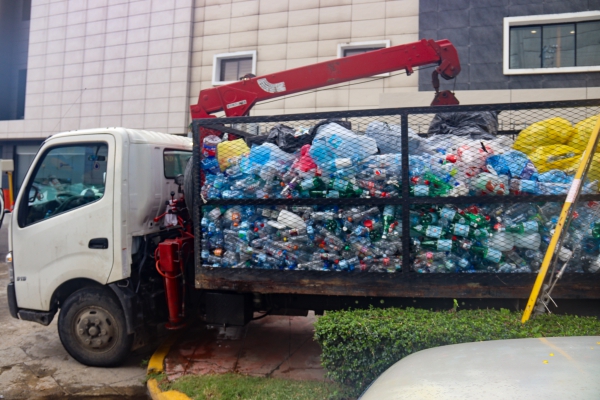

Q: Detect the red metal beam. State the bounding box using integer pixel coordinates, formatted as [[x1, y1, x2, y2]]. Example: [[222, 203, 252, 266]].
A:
[[190, 39, 461, 119]]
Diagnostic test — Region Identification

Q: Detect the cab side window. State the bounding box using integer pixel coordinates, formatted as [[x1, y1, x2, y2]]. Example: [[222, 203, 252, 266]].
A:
[[22, 143, 108, 226]]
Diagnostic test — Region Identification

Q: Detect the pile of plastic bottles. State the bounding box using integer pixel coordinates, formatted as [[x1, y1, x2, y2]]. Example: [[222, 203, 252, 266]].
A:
[[411, 201, 600, 274], [201, 204, 402, 273], [201, 120, 598, 201], [200, 201, 600, 274], [199, 116, 600, 274]]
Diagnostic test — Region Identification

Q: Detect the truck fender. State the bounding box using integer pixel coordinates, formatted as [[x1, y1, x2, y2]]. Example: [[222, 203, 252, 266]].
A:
[[108, 281, 140, 335]]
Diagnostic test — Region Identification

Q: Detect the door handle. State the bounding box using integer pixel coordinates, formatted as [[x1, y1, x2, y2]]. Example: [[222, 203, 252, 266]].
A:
[[89, 238, 109, 249]]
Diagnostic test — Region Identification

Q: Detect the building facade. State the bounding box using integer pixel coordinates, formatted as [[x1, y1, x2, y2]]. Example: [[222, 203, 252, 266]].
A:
[[0, 0, 598, 190]]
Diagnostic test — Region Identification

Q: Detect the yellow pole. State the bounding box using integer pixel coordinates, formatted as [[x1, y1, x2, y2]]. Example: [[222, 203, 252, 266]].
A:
[[522, 115, 600, 323], [7, 171, 13, 210]]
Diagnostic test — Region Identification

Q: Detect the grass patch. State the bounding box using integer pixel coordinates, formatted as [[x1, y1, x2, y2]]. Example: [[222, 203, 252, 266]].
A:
[[160, 373, 353, 400], [314, 307, 600, 396]]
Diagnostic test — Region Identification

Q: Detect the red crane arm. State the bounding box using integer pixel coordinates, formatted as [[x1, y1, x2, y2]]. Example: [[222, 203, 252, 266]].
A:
[[190, 39, 461, 119]]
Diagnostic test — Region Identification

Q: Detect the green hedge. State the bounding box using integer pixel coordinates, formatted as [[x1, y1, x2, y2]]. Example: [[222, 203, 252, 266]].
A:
[[314, 307, 600, 395]]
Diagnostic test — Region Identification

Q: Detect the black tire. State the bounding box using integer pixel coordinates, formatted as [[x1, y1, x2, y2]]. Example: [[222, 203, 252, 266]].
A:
[[58, 287, 133, 367]]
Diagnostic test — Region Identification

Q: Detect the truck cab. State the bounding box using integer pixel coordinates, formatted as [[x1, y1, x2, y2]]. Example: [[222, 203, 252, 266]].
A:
[[6, 127, 191, 366]]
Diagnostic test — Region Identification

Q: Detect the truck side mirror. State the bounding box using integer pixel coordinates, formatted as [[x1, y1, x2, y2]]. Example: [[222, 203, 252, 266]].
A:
[[28, 185, 41, 203]]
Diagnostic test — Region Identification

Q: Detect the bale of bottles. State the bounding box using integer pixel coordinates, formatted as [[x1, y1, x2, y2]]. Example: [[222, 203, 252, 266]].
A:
[[410, 202, 600, 274], [200, 113, 600, 273], [201, 204, 402, 272], [201, 115, 600, 201]]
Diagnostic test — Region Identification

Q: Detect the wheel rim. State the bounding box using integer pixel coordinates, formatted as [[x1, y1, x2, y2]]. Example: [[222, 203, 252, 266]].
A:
[[73, 307, 117, 352]]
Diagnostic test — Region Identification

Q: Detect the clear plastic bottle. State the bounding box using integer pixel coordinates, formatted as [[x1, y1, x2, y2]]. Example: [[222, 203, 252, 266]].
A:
[[505, 248, 528, 268]]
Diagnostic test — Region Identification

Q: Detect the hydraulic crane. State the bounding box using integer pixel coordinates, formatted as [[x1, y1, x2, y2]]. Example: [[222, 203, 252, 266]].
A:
[[190, 38, 461, 119]]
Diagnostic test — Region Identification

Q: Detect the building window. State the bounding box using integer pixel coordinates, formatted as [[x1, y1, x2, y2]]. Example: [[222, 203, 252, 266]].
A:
[[337, 40, 390, 58], [337, 40, 390, 76], [342, 47, 384, 57], [212, 51, 257, 86], [504, 11, 600, 75]]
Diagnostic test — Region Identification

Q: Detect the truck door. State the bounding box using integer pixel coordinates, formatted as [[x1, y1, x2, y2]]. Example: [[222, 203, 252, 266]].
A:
[[12, 135, 115, 311]]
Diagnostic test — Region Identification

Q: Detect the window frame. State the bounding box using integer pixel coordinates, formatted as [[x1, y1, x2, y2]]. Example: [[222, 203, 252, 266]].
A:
[[163, 148, 192, 179], [503, 11, 600, 75], [212, 50, 257, 86], [18, 142, 109, 228], [337, 40, 391, 77]]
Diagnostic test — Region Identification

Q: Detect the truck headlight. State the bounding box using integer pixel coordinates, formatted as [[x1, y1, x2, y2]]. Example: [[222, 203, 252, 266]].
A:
[[6, 251, 13, 283]]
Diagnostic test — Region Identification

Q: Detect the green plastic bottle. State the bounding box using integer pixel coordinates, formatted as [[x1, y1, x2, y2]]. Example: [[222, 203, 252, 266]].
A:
[[423, 172, 453, 196], [593, 222, 600, 239], [462, 212, 489, 228], [341, 185, 364, 197], [412, 224, 444, 239], [419, 211, 440, 225], [448, 223, 471, 237], [309, 190, 328, 198], [470, 246, 504, 264], [439, 206, 464, 223], [381, 205, 395, 240], [498, 221, 539, 234], [448, 223, 490, 240], [329, 178, 352, 192], [298, 177, 325, 192], [420, 239, 455, 252]]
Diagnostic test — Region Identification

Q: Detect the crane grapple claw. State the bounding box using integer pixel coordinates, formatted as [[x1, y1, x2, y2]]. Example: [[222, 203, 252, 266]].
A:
[[431, 90, 460, 106]]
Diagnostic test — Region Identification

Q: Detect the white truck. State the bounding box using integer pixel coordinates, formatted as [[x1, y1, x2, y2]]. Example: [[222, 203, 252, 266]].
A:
[[7, 42, 599, 368], [5, 39, 467, 367], [6, 128, 192, 366]]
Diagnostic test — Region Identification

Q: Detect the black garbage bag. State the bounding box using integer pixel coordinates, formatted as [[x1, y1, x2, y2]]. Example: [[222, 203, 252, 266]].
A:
[[245, 120, 352, 153], [428, 111, 499, 139], [266, 124, 313, 153], [244, 124, 310, 153]]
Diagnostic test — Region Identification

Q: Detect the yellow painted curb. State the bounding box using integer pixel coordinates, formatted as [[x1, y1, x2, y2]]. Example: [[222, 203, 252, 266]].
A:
[[146, 332, 191, 400], [148, 378, 191, 400], [147, 333, 181, 374]]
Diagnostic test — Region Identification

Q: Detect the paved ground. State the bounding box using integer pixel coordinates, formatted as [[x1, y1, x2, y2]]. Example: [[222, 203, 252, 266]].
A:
[[0, 221, 150, 399], [164, 313, 326, 383]]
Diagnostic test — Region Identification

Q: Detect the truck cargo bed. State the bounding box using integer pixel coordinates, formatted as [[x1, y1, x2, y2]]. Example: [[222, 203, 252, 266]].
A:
[[195, 267, 600, 299], [193, 100, 600, 303]]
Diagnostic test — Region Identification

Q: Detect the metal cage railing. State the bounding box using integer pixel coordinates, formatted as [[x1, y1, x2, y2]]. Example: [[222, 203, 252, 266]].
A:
[[191, 99, 600, 298]]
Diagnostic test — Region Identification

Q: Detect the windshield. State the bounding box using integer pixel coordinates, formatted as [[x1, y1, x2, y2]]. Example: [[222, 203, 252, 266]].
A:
[[24, 143, 108, 226]]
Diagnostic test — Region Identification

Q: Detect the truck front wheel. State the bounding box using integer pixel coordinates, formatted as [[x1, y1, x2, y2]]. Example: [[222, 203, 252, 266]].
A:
[[58, 287, 133, 367]]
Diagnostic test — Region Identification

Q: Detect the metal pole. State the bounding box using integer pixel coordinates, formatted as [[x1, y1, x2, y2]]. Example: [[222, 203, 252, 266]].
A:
[[400, 112, 411, 273], [7, 171, 13, 210], [522, 115, 600, 323]]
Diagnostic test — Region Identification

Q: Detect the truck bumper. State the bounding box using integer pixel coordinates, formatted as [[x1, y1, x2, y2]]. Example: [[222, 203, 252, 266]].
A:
[[6, 283, 18, 319]]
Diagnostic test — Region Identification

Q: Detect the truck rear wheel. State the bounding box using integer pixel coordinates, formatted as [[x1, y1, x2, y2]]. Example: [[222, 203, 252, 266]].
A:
[[58, 287, 133, 367]]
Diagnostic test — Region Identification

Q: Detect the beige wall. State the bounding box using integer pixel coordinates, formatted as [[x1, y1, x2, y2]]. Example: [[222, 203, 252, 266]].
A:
[[4, 0, 592, 141], [189, 0, 420, 116], [0, 0, 195, 139]]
